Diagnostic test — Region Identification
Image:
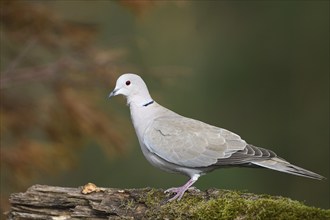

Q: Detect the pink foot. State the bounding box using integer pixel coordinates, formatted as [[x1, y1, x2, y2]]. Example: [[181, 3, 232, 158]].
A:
[[165, 186, 187, 201], [164, 187, 181, 194], [164, 174, 200, 201]]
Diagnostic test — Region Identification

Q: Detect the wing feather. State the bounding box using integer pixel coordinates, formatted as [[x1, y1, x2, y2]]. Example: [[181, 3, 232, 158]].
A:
[[143, 116, 247, 167], [216, 144, 278, 166]]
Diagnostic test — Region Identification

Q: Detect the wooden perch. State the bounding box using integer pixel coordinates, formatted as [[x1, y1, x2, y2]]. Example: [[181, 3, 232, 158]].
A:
[[7, 184, 329, 219]]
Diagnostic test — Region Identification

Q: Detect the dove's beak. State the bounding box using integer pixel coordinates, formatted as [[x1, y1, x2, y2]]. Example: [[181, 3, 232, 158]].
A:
[[108, 88, 118, 98]]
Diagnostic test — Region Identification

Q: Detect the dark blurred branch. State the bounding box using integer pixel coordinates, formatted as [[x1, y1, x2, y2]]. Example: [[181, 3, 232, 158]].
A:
[[0, 58, 68, 89], [2, 38, 38, 75], [6, 184, 329, 219]]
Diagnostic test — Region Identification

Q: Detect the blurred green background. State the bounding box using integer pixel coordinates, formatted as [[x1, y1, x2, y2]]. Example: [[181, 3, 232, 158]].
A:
[[1, 0, 329, 213]]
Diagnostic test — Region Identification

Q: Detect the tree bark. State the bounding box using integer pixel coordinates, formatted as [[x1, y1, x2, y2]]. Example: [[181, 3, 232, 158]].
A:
[[6, 184, 329, 219]]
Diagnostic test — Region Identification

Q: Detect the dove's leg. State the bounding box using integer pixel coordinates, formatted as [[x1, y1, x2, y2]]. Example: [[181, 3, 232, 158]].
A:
[[165, 174, 200, 201]]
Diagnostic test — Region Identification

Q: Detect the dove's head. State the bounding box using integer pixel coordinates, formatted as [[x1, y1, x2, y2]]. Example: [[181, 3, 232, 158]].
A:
[[109, 73, 153, 106]]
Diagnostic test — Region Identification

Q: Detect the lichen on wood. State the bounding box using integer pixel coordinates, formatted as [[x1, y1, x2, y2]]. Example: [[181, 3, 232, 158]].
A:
[[6, 184, 330, 219]]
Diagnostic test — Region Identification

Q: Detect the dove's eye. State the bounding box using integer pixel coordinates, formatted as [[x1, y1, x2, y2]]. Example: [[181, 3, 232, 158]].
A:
[[126, 80, 131, 86]]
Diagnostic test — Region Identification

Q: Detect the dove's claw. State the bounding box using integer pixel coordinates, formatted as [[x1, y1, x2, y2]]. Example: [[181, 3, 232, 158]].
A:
[[164, 174, 200, 201]]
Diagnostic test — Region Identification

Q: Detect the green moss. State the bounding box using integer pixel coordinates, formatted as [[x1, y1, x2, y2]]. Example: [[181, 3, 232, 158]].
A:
[[194, 193, 329, 220], [139, 189, 330, 220]]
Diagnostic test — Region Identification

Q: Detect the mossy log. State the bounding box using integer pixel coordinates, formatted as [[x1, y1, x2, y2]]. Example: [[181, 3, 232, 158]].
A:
[[7, 184, 329, 219]]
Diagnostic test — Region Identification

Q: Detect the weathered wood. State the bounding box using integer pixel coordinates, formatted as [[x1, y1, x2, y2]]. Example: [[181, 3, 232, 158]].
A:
[[8, 184, 150, 219], [6, 184, 330, 219]]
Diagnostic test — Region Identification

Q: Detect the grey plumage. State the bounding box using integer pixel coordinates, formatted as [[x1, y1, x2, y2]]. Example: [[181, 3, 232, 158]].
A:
[[109, 73, 325, 201]]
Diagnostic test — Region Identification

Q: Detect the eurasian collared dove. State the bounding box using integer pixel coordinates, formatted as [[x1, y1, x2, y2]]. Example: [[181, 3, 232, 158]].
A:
[[109, 73, 325, 201]]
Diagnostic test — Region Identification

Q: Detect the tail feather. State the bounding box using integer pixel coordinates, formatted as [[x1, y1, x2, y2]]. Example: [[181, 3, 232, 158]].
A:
[[253, 158, 325, 180]]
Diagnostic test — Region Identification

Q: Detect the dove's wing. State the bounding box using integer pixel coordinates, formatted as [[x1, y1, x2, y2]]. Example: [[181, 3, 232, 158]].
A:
[[143, 116, 247, 167]]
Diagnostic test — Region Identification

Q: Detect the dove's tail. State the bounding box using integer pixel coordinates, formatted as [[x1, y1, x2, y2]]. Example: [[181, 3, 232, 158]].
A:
[[252, 158, 325, 180]]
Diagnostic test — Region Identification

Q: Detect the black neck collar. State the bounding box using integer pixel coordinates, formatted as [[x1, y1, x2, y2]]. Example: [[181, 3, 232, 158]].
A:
[[143, 100, 154, 107]]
